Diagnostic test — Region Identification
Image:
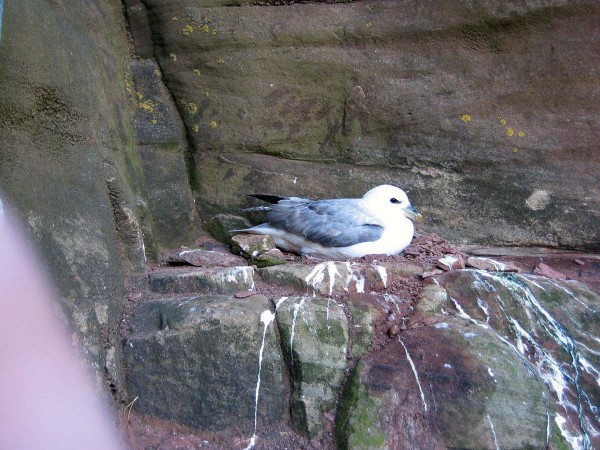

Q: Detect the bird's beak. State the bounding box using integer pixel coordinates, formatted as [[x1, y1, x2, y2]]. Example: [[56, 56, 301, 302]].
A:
[[403, 205, 424, 222]]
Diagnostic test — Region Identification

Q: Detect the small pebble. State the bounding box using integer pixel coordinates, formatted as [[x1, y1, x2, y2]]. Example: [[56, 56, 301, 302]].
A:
[[421, 269, 443, 278], [574, 259, 585, 266], [388, 324, 400, 336], [533, 262, 566, 280], [437, 254, 465, 271], [234, 290, 256, 298]]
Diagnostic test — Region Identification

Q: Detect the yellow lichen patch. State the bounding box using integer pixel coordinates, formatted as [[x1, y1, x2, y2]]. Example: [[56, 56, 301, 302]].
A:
[[172, 17, 179, 21], [201, 24, 210, 33], [512, 147, 519, 153], [169, 53, 177, 61], [186, 102, 198, 115], [151, 119, 158, 124], [136, 92, 143, 100], [154, 69, 161, 76], [182, 25, 194, 36], [212, 30, 218, 36], [210, 120, 218, 128], [193, 68, 201, 76], [460, 114, 472, 123], [218, 58, 224, 64], [499, 116, 526, 141], [139, 99, 154, 112], [203, 90, 210, 97], [366, 22, 373, 28], [193, 124, 200, 133]]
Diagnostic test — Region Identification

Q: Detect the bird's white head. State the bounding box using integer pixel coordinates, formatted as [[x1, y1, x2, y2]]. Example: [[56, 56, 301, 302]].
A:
[[362, 185, 423, 225]]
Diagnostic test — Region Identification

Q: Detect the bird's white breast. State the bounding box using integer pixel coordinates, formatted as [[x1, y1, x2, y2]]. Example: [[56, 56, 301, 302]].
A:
[[336, 218, 414, 258]]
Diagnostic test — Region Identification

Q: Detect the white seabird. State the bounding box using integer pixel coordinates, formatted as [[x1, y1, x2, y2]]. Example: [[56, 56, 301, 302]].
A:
[[233, 184, 423, 259]]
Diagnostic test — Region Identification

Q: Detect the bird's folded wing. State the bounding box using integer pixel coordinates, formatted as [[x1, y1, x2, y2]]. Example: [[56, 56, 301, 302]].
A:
[[267, 199, 384, 247]]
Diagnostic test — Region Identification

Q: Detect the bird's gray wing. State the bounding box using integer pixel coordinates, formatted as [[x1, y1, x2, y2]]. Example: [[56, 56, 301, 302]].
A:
[[267, 198, 383, 247]]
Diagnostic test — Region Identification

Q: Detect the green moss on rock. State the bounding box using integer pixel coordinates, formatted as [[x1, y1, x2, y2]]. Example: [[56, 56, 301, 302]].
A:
[[336, 362, 386, 450], [275, 297, 348, 438]]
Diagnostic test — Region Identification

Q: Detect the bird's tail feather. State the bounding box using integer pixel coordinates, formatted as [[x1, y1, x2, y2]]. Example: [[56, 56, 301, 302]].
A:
[[234, 205, 272, 213], [236, 194, 289, 213], [229, 223, 270, 234]]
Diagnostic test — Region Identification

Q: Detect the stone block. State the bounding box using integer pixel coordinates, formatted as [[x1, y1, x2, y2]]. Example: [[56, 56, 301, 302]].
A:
[[275, 296, 349, 438], [466, 256, 520, 272], [125, 295, 287, 432], [165, 247, 245, 267], [259, 262, 391, 296], [148, 266, 254, 294]]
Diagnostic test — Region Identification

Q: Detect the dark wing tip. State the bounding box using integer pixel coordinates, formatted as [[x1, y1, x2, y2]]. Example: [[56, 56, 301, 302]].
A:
[[248, 194, 287, 204]]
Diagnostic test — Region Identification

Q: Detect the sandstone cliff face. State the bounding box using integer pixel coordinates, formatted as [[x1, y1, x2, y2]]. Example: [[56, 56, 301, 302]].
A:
[[0, 0, 197, 395], [137, 0, 599, 250], [0, 1, 599, 449], [0, 0, 138, 395]]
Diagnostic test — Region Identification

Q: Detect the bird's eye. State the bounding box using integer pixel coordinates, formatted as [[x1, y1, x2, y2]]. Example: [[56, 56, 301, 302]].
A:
[[390, 198, 400, 204]]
